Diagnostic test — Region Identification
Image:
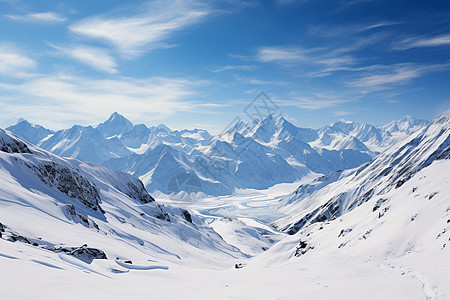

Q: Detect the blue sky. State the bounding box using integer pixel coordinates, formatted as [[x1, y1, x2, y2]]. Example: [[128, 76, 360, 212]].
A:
[[0, 0, 449, 132]]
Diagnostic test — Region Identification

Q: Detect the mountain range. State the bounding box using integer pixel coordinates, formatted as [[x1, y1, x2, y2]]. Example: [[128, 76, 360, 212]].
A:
[[6, 113, 429, 197], [0, 112, 448, 299]]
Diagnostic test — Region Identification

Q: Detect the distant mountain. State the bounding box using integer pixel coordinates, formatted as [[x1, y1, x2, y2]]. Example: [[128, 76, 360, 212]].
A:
[[96, 112, 134, 138], [5, 113, 429, 196], [6, 120, 53, 145], [381, 115, 429, 134], [37, 125, 132, 164]]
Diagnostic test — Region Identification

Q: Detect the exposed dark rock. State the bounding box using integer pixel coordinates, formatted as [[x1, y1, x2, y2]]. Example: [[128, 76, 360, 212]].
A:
[[63, 204, 99, 229], [182, 210, 193, 223], [338, 242, 347, 249], [378, 207, 389, 218], [436, 145, 450, 160], [235, 263, 245, 269], [28, 162, 103, 212], [373, 198, 388, 212], [428, 192, 438, 200], [8, 234, 31, 244], [124, 181, 155, 203], [338, 228, 352, 237], [0, 135, 32, 154], [69, 245, 107, 263], [124, 260, 133, 264], [0, 222, 5, 232], [361, 229, 372, 240], [294, 240, 314, 257], [155, 205, 171, 221]]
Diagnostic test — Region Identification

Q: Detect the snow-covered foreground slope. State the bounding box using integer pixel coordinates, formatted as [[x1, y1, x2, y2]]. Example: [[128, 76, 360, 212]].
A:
[[0, 161, 448, 299], [0, 129, 247, 271]]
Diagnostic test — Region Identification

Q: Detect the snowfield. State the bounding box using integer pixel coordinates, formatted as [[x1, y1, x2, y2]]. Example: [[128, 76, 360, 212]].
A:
[[0, 114, 449, 299]]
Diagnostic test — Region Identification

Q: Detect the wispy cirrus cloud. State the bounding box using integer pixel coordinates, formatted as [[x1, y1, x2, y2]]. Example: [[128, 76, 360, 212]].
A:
[[69, 0, 211, 58], [393, 34, 450, 50], [253, 46, 359, 76], [0, 44, 37, 77], [275, 94, 353, 110], [346, 62, 450, 90], [256, 47, 306, 63], [6, 12, 67, 23], [0, 74, 205, 128], [308, 21, 399, 38], [211, 65, 256, 72], [49, 44, 118, 74]]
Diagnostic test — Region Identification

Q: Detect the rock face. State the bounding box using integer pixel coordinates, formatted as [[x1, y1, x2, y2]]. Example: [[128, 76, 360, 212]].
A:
[[123, 181, 155, 203], [69, 245, 107, 263], [28, 162, 103, 212], [0, 132, 32, 154]]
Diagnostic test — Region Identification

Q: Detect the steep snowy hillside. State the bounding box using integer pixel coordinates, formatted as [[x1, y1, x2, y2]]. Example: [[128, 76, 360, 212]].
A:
[[275, 114, 449, 234], [0, 129, 246, 269], [246, 158, 450, 299]]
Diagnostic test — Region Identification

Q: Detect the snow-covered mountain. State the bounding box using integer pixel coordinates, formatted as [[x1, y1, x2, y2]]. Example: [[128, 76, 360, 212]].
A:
[[0, 128, 248, 268], [0, 114, 448, 299], [6, 113, 428, 196], [274, 113, 449, 234], [238, 113, 449, 299], [6, 119, 54, 145]]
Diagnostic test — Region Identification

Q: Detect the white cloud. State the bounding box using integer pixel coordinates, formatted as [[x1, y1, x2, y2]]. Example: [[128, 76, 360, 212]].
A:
[[0, 44, 37, 77], [0, 75, 204, 128], [276, 96, 352, 110], [333, 110, 351, 116], [348, 64, 422, 88], [256, 47, 305, 62], [6, 12, 67, 23], [393, 34, 450, 50], [346, 63, 450, 90], [211, 65, 256, 72], [49, 44, 118, 74], [69, 0, 210, 58], [253, 45, 359, 76]]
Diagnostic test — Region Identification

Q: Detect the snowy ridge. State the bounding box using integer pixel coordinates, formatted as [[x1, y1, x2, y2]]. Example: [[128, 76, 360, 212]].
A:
[[275, 114, 450, 234]]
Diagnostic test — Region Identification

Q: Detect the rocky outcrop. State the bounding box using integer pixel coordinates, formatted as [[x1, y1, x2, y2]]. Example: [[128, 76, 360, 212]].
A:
[[27, 162, 103, 212], [0, 133, 32, 154], [123, 181, 154, 203]]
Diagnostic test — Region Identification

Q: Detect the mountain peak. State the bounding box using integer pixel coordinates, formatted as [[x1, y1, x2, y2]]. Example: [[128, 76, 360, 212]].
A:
[[107, 112, 130, 123], [97, 112, 133, 138], [156, 124, 171, 132]]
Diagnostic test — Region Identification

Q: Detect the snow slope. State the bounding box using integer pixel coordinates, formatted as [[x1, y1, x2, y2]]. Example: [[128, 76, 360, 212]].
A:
[[0, 129, 247, 270], [275, 114, 449, 234]]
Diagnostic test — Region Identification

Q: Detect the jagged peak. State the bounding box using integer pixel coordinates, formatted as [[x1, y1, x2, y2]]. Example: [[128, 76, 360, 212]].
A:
[[104, 112, 132, 125], [156, 124, 171, 132]]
